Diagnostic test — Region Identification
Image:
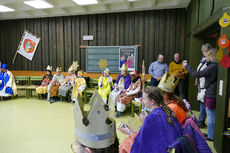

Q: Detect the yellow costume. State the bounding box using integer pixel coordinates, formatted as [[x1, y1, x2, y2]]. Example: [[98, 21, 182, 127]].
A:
[[72, 77, 86, 100], [169, 61, 188, 79], [98, 76, 112, 102]]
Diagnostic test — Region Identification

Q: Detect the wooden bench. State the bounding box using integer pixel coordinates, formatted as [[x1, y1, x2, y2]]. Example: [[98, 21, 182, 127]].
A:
[[12, 71, 152, 100], [14, 76, 30, 97], [83, 78, 99, 103], [25, 76, 43, 98]]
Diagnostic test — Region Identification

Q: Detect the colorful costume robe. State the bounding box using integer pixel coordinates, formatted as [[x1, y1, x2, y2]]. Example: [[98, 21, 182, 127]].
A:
[[72, 77, 86, 100], [98, 76, 112, 102], [108, 74, 131, 107], [0, 70, 17, 96], [117, 77, 142, 112], [59, 74, 76, 97], [47, 73, 64, 100], [119, 107, 183, 153], [36, 74, 53, 94]]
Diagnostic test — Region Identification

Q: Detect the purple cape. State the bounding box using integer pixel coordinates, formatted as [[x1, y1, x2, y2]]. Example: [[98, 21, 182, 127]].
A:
[[116, 74, 131, 89], [131, 107, 183, 153]]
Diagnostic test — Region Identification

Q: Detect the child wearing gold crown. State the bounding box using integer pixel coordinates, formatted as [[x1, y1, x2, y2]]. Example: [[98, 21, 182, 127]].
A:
[[72, 70, 86, 101], [36, 65, 53, 99], [59, 65, 76, 102], [48, 67, 65, 103], [157, 73, 189, 124], [157, 73, 203, 137], [98, 68, 113, 104], [108, 64, 131, 110]]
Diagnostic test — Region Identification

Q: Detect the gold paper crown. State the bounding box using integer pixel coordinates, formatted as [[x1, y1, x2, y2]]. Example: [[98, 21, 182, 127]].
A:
[[74, 90, 115, 149], [121, 64, 128, 71], [46, 65, 52, 71], [68, 66, 74, 72], [56, 67, 62, 72], [158, 73, 179, 93]]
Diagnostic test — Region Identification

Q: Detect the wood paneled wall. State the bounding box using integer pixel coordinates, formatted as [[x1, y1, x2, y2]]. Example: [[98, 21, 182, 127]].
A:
[[0, 9, 186, 72]]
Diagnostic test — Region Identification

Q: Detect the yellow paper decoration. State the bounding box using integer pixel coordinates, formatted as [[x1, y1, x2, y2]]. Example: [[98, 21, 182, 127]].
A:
[[219, 12, 230, 27], [98, 59, 108, 69], [217, 48, 224, 61], [71, 61, 79, 71]]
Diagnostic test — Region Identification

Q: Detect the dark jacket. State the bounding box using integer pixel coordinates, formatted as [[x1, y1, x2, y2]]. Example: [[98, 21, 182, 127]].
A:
[[185, 62, 218, 99]]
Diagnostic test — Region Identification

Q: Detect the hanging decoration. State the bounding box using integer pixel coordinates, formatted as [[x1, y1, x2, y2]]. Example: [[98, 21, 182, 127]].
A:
[[219, 12, 230, 28], [218, 34, 229, 48], [221, 53, 230, 68], [217, 48, 224, 61]]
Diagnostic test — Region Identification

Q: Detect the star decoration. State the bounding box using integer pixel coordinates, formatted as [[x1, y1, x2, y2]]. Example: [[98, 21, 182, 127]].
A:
[[71, 61, 79, 71], [98, 59, 108, 69]]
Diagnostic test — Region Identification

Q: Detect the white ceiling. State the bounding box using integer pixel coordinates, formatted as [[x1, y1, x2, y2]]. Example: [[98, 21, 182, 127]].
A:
[[0, 0, 191, 20]]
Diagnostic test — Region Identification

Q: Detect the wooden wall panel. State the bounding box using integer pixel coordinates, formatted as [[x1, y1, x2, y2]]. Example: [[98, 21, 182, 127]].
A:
[[0, 9, 186, 72]]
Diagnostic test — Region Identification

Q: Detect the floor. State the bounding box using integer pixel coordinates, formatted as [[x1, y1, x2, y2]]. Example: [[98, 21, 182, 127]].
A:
[[0, 95, 217, 153]]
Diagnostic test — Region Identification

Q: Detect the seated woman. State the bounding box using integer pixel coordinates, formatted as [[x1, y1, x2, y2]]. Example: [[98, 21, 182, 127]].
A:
[[108, 64, 131, 109], [59, 66, 76, 102], [0, 64, 17, 99], [98, 68, 113, 104], [36, 65, 53, 99], [116, 71, 142, 117], [118, 86, 183, 153], [48, 67, 65, 103], [72, 70, 86, 101]]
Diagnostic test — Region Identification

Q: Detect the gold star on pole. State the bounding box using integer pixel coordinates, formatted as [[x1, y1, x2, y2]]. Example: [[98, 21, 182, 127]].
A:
[[71, 61, 79, 71], [98, 59, 108, 69]]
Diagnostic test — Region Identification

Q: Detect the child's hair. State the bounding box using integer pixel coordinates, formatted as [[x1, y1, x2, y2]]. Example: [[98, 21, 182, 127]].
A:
[[144, 86, 175, 125], [162, 91, 189, 113]]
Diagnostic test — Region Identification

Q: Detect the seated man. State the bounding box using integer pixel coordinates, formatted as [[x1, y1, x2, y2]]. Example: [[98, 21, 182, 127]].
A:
[[59, 66, 76, 102], [116, 71, 142, 117], [108, 64, 131, 109], [72, 70, 86, 101], [98, 68, 113, 104], [36, 65, 53, 99], [48, 67, 64, 103], [0, 64, 17, 99]]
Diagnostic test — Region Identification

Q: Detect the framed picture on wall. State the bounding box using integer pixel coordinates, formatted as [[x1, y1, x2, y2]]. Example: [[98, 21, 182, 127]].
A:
[[119, 47, 136, 71]]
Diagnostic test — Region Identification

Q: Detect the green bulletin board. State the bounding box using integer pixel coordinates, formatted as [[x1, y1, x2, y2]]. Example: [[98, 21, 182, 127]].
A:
[[86, 46, 138, 73]]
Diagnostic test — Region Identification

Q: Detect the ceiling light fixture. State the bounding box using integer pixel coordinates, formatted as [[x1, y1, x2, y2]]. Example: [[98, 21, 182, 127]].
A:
[[72, 0, 98, 6], [24, 0, 53, 9], [0, 5, 15, 12]]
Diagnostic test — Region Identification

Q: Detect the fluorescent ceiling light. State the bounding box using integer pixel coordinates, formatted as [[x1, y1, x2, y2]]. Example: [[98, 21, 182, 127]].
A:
[[24, 0, 53, 9], [0, 5, 15, 12], [72, 0, 98, 6]]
